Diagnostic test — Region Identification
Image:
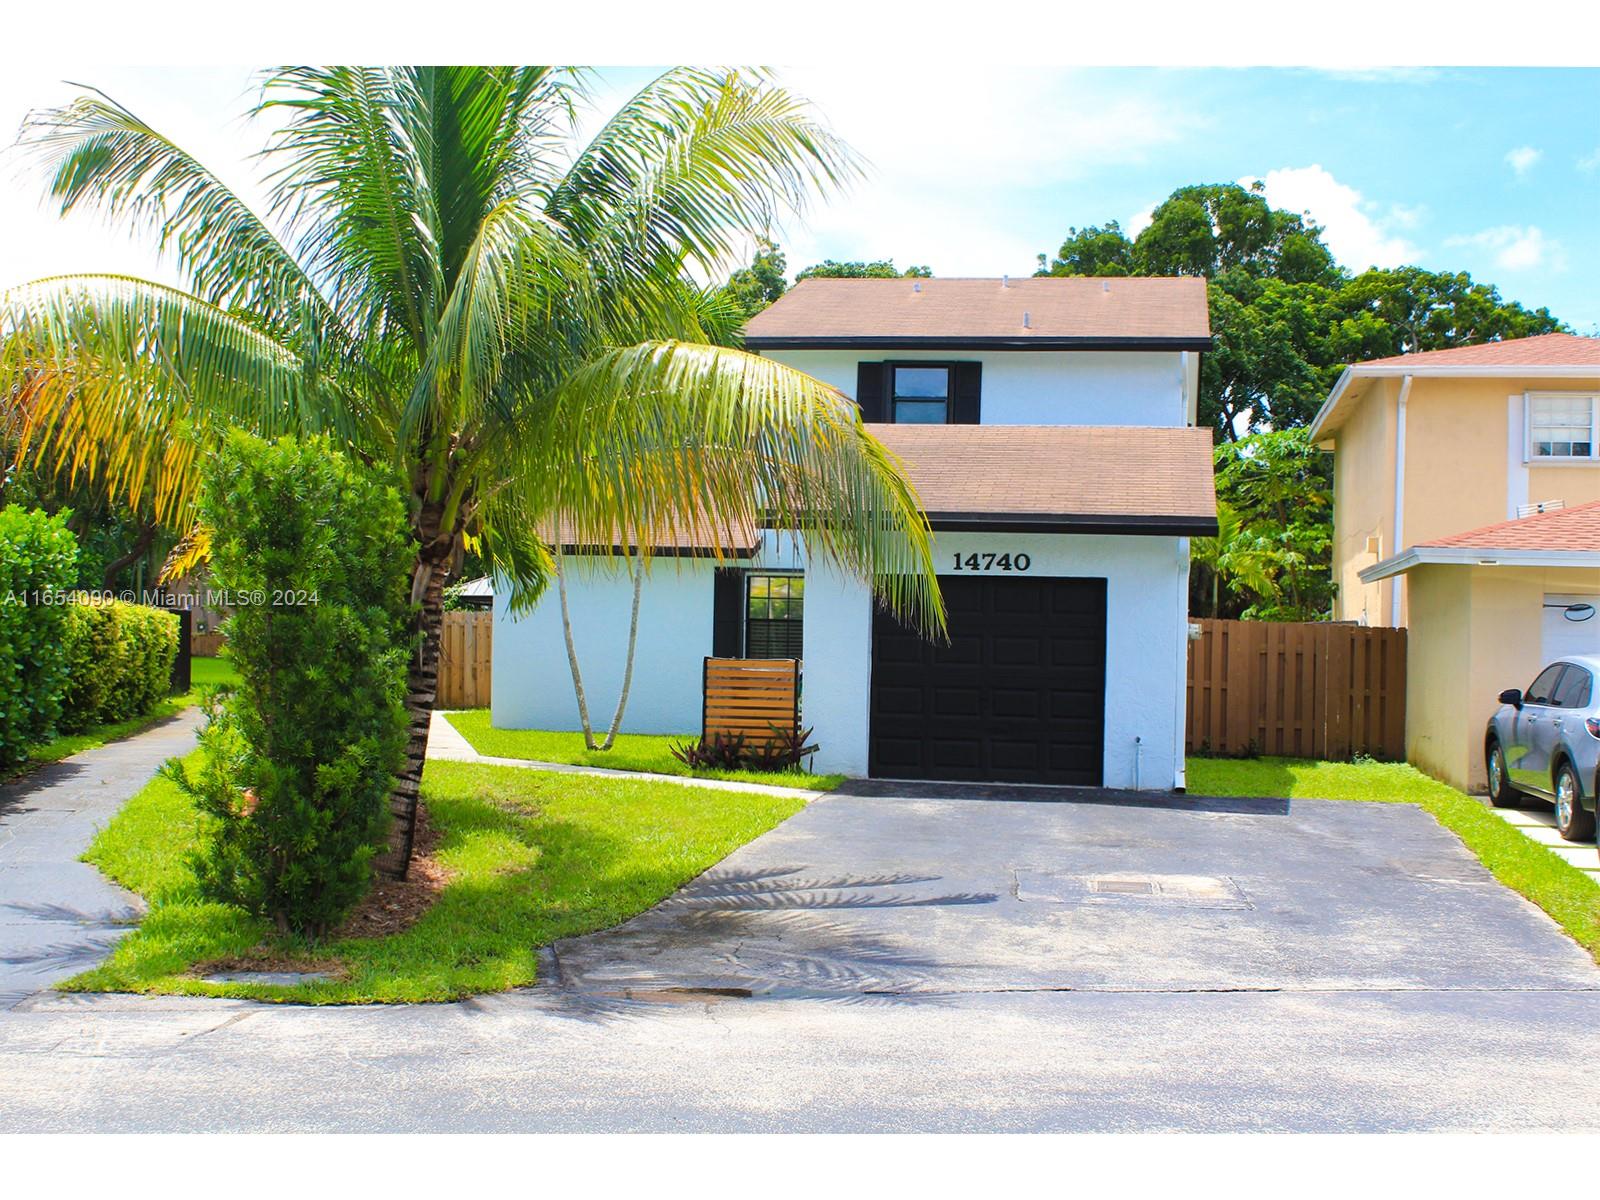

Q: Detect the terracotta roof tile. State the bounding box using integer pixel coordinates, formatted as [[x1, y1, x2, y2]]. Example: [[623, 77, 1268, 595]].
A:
[[744, 277, 1211, 345], [871, 423, 1218, 531], [1419, 501, 1600, 552], [1354, 332, 1600, 370]]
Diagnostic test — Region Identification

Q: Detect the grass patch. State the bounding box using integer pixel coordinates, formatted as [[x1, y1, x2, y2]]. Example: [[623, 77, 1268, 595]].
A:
[[445, 708, 845, 791], [188, 655, 241, 691], [67, 757, 805, 1003], [1188, 755, 1600, 960]]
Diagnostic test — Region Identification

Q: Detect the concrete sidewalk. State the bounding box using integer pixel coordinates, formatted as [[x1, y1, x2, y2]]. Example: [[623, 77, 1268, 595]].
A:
[[0, 711, 203, 1006], [426, 710, 826, 800]]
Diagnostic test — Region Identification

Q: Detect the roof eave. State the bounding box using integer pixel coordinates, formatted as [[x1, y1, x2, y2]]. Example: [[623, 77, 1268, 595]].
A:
[[1359, 546, 1600, 582], [744, 335, 1214, 353], [926, 512, 1219, 537]]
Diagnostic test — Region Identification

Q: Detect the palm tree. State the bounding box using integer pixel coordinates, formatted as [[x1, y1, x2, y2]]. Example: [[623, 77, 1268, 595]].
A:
[[1191, 501, 1279, 618], [0, 67, 943, 873]]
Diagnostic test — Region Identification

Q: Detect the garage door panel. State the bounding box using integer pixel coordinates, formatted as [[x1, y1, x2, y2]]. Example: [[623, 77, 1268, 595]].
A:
[[869, 575, 1106, 786]]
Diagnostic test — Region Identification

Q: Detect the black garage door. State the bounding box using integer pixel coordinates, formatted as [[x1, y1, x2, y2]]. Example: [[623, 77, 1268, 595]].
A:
[[869, 575, 1107, 786]]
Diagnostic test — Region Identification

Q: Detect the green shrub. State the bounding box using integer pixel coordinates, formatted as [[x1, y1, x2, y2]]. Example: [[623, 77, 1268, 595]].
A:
[[59, 597, 179, 733], [167, 433, 412, 938], [0, 506, 78, 770]]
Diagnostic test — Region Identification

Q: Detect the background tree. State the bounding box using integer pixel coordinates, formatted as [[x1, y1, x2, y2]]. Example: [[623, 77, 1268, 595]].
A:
[[796, 258, 932, 280], [1038, 181, 1562, 438], [714, 238, 789, 323], [2, 67, 944, 875], [1193, 429, 1335, 620]]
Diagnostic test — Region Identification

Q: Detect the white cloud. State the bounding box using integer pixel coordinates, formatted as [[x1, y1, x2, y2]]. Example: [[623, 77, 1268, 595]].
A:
[[1445, 225, 1565, 273], [1578, 147, 1600, 173], [768, 66, 1206, 277], [1125, 203, 1157, 239], [1505, 145, 1542, 176], [1239, 164, 1419, 270]]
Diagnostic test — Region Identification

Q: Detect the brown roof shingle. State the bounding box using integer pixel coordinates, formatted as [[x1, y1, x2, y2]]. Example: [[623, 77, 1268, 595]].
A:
[[1419, 501, 1600, 553], [871, 423, 1218, 533], [1354, 332, 1600, 370], [745, 277, 1211, 347], [547, 514, 761, 557]]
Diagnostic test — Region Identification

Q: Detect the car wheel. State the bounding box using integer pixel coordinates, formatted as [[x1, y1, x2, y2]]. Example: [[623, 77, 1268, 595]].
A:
[[1486, 739, 1521, 808], [1554, 761, 1597, 842]]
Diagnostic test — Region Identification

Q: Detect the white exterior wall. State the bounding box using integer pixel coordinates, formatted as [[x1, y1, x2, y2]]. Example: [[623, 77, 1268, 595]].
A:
[[802, 530, 1192, 788], [763, 348, 1191, 427], [491, 557, 715, 735]]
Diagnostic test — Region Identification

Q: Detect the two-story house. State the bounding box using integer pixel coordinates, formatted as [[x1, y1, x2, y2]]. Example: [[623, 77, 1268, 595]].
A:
[[1308, 332, 1600, 789], [492, 276, 1217, 789]]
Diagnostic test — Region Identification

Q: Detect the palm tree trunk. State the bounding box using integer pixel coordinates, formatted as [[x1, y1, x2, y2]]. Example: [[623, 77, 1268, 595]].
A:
[[553, 554, 600, 750], [376, 532, 453, 880], [597, 555, 645, 751]]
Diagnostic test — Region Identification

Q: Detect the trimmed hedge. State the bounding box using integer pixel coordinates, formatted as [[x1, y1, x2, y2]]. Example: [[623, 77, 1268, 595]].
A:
[[0, 506, 79, 770], [59, 598, 180, 734]]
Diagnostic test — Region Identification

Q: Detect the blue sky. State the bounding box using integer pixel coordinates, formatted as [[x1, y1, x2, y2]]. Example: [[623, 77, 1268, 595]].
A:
[[3, 65, 1596, 330]]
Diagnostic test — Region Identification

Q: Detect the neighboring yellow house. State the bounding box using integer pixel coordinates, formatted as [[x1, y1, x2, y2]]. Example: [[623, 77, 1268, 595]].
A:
[[1308, 333, 1600, 790]]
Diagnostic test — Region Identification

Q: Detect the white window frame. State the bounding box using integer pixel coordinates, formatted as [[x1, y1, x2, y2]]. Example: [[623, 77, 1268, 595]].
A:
[[1524, 391, 1600, 464]]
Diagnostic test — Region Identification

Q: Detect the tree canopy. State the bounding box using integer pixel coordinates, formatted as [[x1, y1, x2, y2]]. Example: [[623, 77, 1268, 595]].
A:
[[1038, 181, 1563, 438]]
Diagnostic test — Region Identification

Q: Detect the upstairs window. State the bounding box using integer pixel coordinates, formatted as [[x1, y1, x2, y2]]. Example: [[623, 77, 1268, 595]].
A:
[[745, 574, 804, 658], [891, 366, 951, 424], [1528, 393, 1598, 460]]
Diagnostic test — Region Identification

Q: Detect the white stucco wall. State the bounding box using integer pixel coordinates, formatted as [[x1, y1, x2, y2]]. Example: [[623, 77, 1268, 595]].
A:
[[802, 530, 1192, 787], [762, 348, 1190, 427], [491, 556, 715, 735]]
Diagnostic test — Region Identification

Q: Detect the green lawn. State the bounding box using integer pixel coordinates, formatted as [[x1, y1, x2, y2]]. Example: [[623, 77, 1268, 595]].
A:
[[445, 708, 845, 791], [1188, 755, 1600, 960], [68, 757, 805, 1003], [2, 654, 242, 783]]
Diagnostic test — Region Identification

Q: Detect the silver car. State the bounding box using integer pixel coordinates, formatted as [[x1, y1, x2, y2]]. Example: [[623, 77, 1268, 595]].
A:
[[1485, 655, 1600, 841]]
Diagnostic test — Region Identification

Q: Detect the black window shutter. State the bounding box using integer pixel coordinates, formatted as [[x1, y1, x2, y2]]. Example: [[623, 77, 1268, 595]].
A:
[[952, 362, 982, 423], [712, 569, 744, 658], [855, 362, 888, 422]]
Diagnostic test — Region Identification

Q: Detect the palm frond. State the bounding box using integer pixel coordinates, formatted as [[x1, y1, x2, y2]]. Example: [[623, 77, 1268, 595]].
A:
[[1, 276, 307, 525], [16, 89, 343, 351], [548, 68, 860, 276], [521, 340, 943, 634], [257, 67, 437, 346]]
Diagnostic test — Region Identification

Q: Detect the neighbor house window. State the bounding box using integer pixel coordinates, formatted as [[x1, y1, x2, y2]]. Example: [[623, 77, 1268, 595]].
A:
[[891, 365, 951, 424], [1528, 393, 1599, 459], [745, 574, 804, 658]]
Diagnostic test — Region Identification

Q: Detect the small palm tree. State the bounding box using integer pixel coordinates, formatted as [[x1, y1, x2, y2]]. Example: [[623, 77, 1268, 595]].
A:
[[1191, 501, 1279, 618], [1, 67, 943, 872]]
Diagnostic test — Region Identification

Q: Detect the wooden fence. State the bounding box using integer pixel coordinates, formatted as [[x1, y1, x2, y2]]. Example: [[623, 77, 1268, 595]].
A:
[[1186, 619, 1407, 760], [437, 610, 493, 708], [703, 657, 800, 744]]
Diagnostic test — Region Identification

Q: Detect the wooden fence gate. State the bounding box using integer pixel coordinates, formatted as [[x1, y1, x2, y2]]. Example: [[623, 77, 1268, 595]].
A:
[[1186, 619, 1407, 760], [437, 610, 492, 708]]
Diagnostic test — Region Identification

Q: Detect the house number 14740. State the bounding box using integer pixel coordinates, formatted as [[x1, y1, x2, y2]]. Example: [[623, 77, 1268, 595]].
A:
[[952, 552, 1031, 572]]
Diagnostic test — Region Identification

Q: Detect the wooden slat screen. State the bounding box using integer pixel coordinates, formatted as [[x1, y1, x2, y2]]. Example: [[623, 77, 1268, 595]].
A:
[[437, 610, 493, 708], [703, 657, 800, 744], [1186, 619, 1406, 760]]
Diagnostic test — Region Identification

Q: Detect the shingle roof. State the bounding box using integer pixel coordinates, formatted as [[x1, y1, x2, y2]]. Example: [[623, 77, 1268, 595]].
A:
[[548, 514, 761, 557], [1418, 500, 1600, 552], [871, 423, 1218, 534], [1353, 333, 1600, 370], [744, 277, 1212, 348]]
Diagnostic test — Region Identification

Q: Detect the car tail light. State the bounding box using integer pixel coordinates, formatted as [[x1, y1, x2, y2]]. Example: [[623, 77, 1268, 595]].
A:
[[1585, 717, 1600, 740]]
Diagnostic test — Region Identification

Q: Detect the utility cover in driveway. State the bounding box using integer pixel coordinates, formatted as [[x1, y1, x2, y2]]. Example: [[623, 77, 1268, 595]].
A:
[[869, 575, 1106, 785]]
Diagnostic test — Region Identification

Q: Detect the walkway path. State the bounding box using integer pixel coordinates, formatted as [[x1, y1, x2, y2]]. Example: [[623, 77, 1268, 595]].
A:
[[425, 711, 825, 800], [0, 711, 203, 1007], [1487, 802, 1600, 882]]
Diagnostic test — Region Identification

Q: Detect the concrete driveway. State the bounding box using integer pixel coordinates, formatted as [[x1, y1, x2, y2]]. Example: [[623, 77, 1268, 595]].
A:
[[3, 780, 1599, 1133], [551, 780, 1600, 998]]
